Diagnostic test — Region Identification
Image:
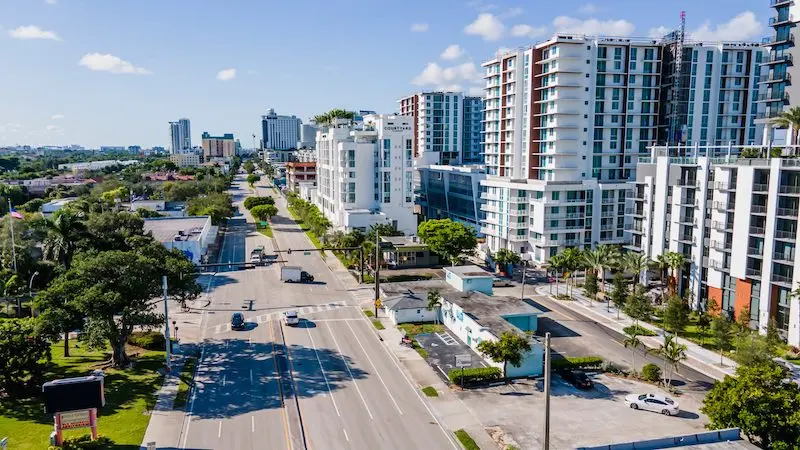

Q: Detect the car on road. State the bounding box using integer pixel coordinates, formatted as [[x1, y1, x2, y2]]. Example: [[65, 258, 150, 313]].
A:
[[283, 310, 299, 326], [624, 393, 680, 416], [492, 277, 513, 287], [231, 312, 246, 330], [560, 370, 594, 390]]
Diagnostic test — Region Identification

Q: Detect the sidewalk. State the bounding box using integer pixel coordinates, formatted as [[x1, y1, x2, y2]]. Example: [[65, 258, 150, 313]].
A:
[[535, 284, 737, 381], [139, 356, 188, 449]]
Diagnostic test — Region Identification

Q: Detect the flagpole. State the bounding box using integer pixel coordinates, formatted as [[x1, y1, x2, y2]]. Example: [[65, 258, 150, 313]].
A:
[[8, 200, 17, 273]]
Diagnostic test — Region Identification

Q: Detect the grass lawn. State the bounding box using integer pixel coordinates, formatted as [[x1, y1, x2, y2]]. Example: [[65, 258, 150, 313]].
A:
[[623, 324, 656, 337], [286, 209, 323, 249], [371, 319, 385, 330], [454, 429, 480, 450], [398, 323, 445, 337], [258, 224, 274, 238], [173, 355, 197, 410], [648, 315, 720, 351], [421, 386, 438, 397], [362, 309, 375, 318], [0, 342, 165, 450]]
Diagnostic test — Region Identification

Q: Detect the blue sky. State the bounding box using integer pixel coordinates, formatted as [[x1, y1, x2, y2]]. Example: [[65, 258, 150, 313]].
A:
[[0, 0, 768, 148]]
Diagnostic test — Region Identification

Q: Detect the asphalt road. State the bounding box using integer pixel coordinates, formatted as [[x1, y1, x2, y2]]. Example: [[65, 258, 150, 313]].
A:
[[179, 175, 456, 450]]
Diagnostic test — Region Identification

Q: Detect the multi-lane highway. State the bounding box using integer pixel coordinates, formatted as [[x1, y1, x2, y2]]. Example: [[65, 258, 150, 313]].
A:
[[179, 175, 456, 449]]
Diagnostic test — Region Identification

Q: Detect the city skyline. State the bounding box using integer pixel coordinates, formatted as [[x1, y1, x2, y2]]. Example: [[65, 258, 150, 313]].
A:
[[0, 0, 766, 147]]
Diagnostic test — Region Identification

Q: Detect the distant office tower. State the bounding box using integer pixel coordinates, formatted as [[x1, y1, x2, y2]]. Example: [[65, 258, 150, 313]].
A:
[[398, 92, 464, 166], [313, 114, 416, 234], [462, 96, 484, 164], [169, 118, 191, 154], [299, 123, 318, 148], [479, 34, 765, 262], [261, 109, 301, 150], [417, 165, 487, 235], [201, 132, 236, 159]]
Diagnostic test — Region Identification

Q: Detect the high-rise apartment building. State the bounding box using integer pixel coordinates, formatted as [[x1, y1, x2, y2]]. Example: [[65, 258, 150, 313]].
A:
[[261, 108, 301, 150], [299, 123, 318, 149], [169, 118, 191, 154], [462, 96, 484, 164], [479, 35, 765, 263], [629, 144, 800, 347], [757, 0, 800, 134], [201, 132, 236, 159], [399, 92, 482, 166], [418, 165, 486, 235], [313, 115, 416, 235]]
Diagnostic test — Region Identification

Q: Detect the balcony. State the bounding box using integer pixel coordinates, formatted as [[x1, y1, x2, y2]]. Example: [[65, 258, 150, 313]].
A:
[[774, 251, 795, 263], [772, 273, 794, 285], [750, 226, 767, 236], [600, 223, 616, 231], [713, 221, 733, 232], [625, 223, 645, 233], [677, 233, 695, 244], [711, 240, 732, 252], [563, 239, 582, 246], [756, 91, 791, 103], [508, 233, 528, 242], [752, 205, 768, 214], [480, 192, 500, 201], [747, 247, 764, 257], [509, 196, 527, 203], [753, 183, 770, 192], [769, 14, 794, 26], [763, 53, 793, 65], [771, 0, 793, 6], [601, 211, 616, 218], [777, 207, 799, 217], [715, 181, 737, 191], [677, 178, 697, 187], [601, 198, 616, 204], [677, 216, 697, 226], [480, 204, 500, 213], [508, 208, 528, 217], [713, 201, 734, 211], [762, 34, 795, 46], [710, 260, 727, 271], [779, 185, 800, 194], [745, 267, 762, 278], [759, 72, 792, 84], [678, 198, 699, 207], [775, 229, 797, 240]]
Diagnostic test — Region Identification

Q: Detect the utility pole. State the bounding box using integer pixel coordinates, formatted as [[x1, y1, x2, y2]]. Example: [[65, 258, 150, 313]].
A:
[[374, 231, 380, 318], [7, 200, 17, 273], [162, 276, 171, 373], [543, 332, 551, 450], [520, 260, 527, 301]]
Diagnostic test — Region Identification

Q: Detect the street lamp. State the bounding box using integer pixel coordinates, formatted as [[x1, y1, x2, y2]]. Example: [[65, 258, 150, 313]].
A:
[[29, 271, 39, 298]]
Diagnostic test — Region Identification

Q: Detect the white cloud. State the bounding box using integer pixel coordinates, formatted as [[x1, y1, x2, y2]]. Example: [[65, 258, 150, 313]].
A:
[[690, 12, 762, 42], [648, 26, 672, 38], [51, 114, 64, 120], [468, 86, 484, 96], [216, 68, 237, 81], [577, 3, 600, 15], [8, 25, 61, 41], [511, 24, 547, 38], [495, 47, 511, 56], [502, 7, 524, 18], [441, 84, 463, 92], [552, 16, 635, 36], [78, 53, 152, 75], [410, 23, 429, 32], [45, 124, 63, 133], [412, 62, 481, 90], [0, 123, 22, 133], [467, 1, 498, 12], [440, 44, 465, 60], [464, 13, 505, 41]]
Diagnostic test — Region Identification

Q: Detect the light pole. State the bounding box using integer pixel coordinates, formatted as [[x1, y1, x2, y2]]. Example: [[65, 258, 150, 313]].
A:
[[162, 276, 171, 373], [520, 261, 527, 301], [543, 332, 551, 450], [28, 271, 39, 317], [374, 231, 380, 318]]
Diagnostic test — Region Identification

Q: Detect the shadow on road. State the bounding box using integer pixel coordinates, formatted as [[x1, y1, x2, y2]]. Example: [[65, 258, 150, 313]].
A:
[[537, 316, 581, 338]]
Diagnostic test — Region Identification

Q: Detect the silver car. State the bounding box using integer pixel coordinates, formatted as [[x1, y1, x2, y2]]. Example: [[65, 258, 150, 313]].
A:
[[624, 393, 680, 416]]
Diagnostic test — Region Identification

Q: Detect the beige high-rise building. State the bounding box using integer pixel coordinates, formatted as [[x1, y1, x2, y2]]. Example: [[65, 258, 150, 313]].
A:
[[201, 132, 236, 159]]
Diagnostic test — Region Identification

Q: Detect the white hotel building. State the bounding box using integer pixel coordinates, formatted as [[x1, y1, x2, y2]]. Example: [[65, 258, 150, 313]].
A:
[[479, 34, 765, 263], [313, 115, 416, 235]]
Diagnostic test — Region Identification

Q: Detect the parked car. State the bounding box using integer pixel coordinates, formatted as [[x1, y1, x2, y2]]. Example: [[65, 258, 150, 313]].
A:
[[283, 310, 299, 326], [231, 312, 246, 330], [560, 370, 594, 389], [624, 393, 680, 416], [492, 277, 513, 287]]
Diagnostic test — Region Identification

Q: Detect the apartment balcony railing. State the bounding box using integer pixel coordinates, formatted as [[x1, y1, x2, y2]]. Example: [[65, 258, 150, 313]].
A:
[[776, 207, 799, 217], [775, 229, 797, 240], [774, 251, 795, 262], [711, 240, 732, 252], [779, 185, 800, 194], [752, 205, 768, 214], [772, 273, 794, 285], [712, 221, 732, 232], [677, 178, 697, 187], [677, 216, 697, 225], [600, 224, 616, 231], [713, 201, 734, 211], [480, 192, 499, 201], [745, 267, 761, 278], [756, 91, 791, 103], [625, 223, 645, 233], [566, 212, 583, 219], [562, 239, 582, 246], [710, 260, 726, 271], [508, 233, 528, 242], [566, 198, 586, 203], [770, 14, 794, 26], [601, 211, 616, 218], [764, 53, 793, 65], [747, 247, 764, 257], [509, 196, 527, 203], [753, 183, 770, 192], [715, 181, 737, 190], [750, 226, 767, 235], [508, 208, 528, 217], [601, 198, 616, 204], [762, 34, 795, 46], [678, 198, 699, 207], [759, 72, 791, 84]]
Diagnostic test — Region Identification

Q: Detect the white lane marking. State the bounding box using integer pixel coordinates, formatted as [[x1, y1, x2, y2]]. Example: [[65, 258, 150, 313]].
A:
[[344, 320, 403, 415], [305, 326, 341, 416], [251, 415, 255, 433], [218, 421, 222, 438], [326, 322, 374, 420], [343, 428, 349, 442]]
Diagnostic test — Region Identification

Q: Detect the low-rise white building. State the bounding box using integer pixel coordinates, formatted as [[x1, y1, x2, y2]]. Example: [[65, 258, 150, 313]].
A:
[[42, 197, 77, 218], [57, 160, 139, 172], [314, 115, 416, 235], [143, 216, 216, 264], [170, 153, 201, 168]]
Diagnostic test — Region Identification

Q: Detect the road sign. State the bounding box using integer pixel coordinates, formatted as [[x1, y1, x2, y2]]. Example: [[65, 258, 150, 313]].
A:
[[259, 221, 267, 227], [375, 299, 382, 308], [1, 437, 8, 450], [455, 354, 471, 368], [58, 409, 92, 430], [303, 251, 311, 256]]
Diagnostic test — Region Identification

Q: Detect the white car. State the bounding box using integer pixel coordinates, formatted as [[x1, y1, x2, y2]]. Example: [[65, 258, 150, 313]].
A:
[[283, 310, 299, 326], [624, 393, 680, 416]]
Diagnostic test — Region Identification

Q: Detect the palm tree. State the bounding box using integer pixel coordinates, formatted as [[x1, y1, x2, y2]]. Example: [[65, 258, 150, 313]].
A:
[[427, 290, 443, 325], [548, 254, 565, 297], [622, 252, 650, 287], [623, 327, 643, 376], [770, 105, 800, 147], [665, 252, 686, 297], [595, 245, 620, 294], [653, 254, 670, 303], [561, 247, 582, 296], [494, 248, 521, 276], [654, 334, 688, 389], [37, 210, 86, 357], [582, 249, 602, 301]]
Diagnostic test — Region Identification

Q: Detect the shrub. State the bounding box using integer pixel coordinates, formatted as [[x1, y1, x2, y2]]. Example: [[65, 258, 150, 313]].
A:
[[421, 386, 438, 397], [552, 356, 604, 371], [623, 324, 656, 337], [243, 196, 274, 210], [786, 346, 800, 360], [454, 429, 480, 450], [555, 294, 572, 301], [49, 435, 114, 450], [448, 367, 502, 386], [127, 331, 166, 350], [602, 361, 628, 376], [641, 363, 662, 383]]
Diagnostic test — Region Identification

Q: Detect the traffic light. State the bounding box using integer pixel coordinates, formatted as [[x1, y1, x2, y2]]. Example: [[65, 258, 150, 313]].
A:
[[287, 249, 292, 255]]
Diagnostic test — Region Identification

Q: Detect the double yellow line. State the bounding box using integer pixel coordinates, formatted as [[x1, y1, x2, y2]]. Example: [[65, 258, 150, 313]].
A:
[[269, 320, 293, 450]]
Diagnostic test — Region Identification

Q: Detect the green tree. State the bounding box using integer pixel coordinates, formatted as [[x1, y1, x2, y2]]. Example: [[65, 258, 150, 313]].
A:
[[654, 334, 687, 388], [609, 272, 627, 316], [0, 319, 51, 397], [621, 252, 649, 286], [701, 362, 800, 448], [736, 305, 752, 332], [662, 295, 689, 336], [244, 196, 275, 210], [250, 204, 278, 222], [770, 105, 800, 146], [476, 331, 531, 378], [710, 316, 733, 365], [732, 333, 773, 367], [417, 219, 477, 265], [81, 211, 146, 252], [243, 159, 255, 174], [664, 252, 686, 296], [624, 284, 653, 324], [494, 248, 520, 275], [163, 181, 200, 202], [426, 290, 443, 325], [623, 326, 643, 376], [584, 270, 599, 300], [696, 310, 711, 345], [246, 173, 261, 188], [313, 108, 355, 126], [765, 317, 783, 357], [187, 193, 234, 225]]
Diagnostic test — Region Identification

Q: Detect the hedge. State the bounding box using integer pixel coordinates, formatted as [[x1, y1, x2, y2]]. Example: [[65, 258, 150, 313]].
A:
[[127, 331, 166, 351], [49, 435, 113, 450], [623, 324, 656, 337], [641, 363, 662, 382], [448, 367, 502, 386], [552, 356, 604, 371]]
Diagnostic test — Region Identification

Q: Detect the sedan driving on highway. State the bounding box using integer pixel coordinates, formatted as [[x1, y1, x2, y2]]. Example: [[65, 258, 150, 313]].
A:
[[625, 393, 680, 416]]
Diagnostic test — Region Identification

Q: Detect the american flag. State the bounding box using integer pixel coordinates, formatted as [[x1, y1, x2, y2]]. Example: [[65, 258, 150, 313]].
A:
[[9, 208, 23, 220]]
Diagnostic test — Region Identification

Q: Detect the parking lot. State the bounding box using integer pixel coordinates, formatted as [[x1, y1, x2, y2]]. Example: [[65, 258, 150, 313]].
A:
[[455, 373, 709, 449], [415, 330, 487, 381]]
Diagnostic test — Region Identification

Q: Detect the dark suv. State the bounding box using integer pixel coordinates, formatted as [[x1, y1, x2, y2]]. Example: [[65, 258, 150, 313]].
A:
[[561, 370, 594, 390], [231, 312, 246, 330]]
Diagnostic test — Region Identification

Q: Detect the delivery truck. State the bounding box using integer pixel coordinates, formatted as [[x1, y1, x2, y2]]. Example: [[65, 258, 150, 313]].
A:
[[280, 266, 314, 283]]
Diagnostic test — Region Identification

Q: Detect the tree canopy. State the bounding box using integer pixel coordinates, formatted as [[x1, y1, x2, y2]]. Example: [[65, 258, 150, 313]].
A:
[[187, 193, 234, 225], [250, 204, 278, 222], [476, 331, 531, 378], [417, 219, 477, 265], [0, 318, 51, 397]]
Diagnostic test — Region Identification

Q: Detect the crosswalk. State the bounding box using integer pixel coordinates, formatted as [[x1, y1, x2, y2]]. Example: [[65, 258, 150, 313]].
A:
[[211, 301, 349, 334]]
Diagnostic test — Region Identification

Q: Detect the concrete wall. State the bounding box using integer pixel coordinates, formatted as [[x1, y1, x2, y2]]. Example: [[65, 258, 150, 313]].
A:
[[387, 307, 438, 325], [445, 271, 493, 295]]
